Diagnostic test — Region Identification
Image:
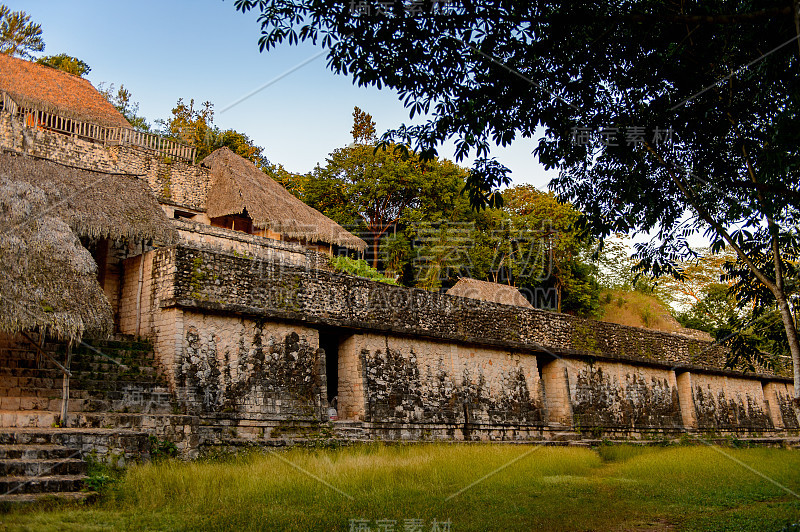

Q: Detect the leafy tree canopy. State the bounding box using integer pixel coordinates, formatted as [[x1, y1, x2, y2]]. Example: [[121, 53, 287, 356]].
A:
[[98, 83, 150, 132], [36, 53, 90, 77], [233, 0, 800, 396], [0, 4, 43, 59], [158, 98, 269, 168], [303, 107, 469, 267]]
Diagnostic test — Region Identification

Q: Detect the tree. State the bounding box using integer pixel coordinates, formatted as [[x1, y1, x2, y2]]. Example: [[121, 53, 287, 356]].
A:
[[0, 4, 43, 59], [307, 107, 469, 267], [158, 98, 269, 168], [233, 1, 800, 401], [351, 106, 376, 143], [658, 249, 737, 313], [98, 83, 150, 132], [466, 186, 599, 315], [36, 54, 90, 77]]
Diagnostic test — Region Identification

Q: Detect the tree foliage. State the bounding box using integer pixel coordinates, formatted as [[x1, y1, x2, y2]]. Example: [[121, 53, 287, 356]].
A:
[[158, 98, 269, 168], [98, 83, 150, 132], [36, 53, 90, 77], [0, 4, 43, 59], [233, 0, 800, 394], [302, 107, 468, 267]]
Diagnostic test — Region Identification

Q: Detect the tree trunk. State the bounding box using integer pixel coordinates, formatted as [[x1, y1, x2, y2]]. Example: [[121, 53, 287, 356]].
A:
[[556, 281, 562, 313], [371, 234, 379, 269], [775, 292, 800, 404]]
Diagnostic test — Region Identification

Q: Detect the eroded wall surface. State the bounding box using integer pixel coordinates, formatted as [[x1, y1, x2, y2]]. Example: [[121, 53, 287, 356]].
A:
[[177, 313, 324, 420], [166, 245, 737, 372], [338, 334, 543, 431], [690, 374, 773, 431], [566, 361, 682, 431], [134, 246, 798, 441]]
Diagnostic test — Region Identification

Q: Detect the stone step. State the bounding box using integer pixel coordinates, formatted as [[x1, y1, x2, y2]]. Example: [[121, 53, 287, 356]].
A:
[[0, 366, 158, 380], [1, 390, 173, 414], [0, 490, 96, 504], [2, 345, 154, 362], [0, 458, 86, 477], [0, 474, 86, 495], [0, 427, 150, 446], [550, 431, 583, 442], [1, 400, 175, 428], [0, 444, 74, 460], [0, 428, 153, 462], [0, 366, 158, 382], [1, 411, 191, 433], [1, 355, 155, 374], [1, 410, 58, 429], [1, 381, 170, 398]]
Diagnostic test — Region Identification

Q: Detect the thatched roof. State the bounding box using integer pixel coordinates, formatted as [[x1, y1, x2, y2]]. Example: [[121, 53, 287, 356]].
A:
[[202, 147, 367, 251], [0, 178, 112, 341], [447, 278, 534, 308], [0, 54, 130, 128], [0, 153, 176, 244]]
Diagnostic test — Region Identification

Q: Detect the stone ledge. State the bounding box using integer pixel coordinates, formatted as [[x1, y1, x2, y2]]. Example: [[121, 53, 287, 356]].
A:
[[166, 298, 791, 385]]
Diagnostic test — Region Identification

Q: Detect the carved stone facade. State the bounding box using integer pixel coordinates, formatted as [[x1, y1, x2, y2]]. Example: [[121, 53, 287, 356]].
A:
[[113, 244, 797, 444], [3, 95, 798, 453]]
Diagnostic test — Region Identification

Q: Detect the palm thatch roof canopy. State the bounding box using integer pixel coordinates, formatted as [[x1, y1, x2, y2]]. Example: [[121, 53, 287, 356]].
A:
[[0, 178, 112, 341], [0, 153, 176, 244], [0, 54, 130, 128], [202, 147, 367, 251], [446, 278, 534, 308]]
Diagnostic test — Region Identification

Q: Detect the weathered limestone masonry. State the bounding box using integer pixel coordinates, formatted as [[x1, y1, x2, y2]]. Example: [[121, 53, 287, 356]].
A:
[[132, 244, 797, 444], [179, 314, 324, 419], [6, 112, 797, 446], [338, 334, 545, 440], [173, 219, 335, 271], [0, 113, 209, 209]]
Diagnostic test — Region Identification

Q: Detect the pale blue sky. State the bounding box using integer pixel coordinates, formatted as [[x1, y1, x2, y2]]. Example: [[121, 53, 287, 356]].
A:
[[14, 0, 556, 187]]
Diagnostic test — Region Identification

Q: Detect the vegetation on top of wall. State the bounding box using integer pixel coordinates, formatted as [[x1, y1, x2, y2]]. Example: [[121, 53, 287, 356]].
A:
[[329, 256, 399, 285], [598, 289, 684, 334]]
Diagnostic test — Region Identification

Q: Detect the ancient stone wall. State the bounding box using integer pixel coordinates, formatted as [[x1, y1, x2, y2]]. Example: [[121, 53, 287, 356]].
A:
[[763, 381, 800, 430], [173, 219, 333, 272], [338, 334, 544, 431], [166, 245, 735, 372], [134, 245, 797, 439], [177, 313, 324, 420], [566, 360, 682, 432], [690, 373, 773, 432], [113, 145, 209, 210], [0, 113, 210, 211]]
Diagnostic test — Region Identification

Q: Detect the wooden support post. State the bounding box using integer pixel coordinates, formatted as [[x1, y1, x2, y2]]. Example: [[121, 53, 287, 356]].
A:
[[135, 255, 145, 337], [60, 343, 72, 427]]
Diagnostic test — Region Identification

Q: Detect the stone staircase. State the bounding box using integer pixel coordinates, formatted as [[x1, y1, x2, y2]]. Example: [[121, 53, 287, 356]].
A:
[[0, 430, 88, 503], [0, 335, 171, 502], [0, 336, 175, 429]]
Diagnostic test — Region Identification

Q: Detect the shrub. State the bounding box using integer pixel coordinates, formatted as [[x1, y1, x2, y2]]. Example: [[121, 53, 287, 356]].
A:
[[329, 256, 399, 285]]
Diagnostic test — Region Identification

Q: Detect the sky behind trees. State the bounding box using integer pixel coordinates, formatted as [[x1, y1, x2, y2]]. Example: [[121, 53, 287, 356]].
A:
[[13, 0, 555, 186]]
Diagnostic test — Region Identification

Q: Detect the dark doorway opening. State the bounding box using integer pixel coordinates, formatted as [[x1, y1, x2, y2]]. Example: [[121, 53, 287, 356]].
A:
[[318, 326, 346, 406]]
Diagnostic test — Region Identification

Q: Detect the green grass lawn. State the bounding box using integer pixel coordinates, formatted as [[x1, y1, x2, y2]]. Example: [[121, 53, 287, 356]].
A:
[[2, 443, 800, 531]]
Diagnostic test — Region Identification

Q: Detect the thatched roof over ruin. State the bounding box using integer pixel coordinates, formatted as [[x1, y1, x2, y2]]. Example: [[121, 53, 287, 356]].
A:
[[0, 153, 176, 244], [0, 178, 112, 341], [447, 278, 534, 308], [0, 54, 130, 128], [202, 147, 367, 251]]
